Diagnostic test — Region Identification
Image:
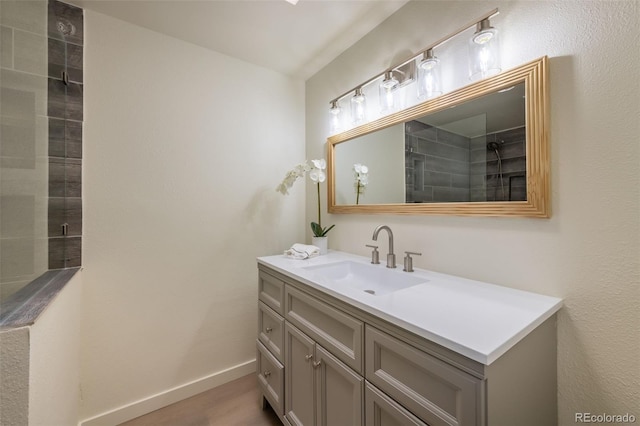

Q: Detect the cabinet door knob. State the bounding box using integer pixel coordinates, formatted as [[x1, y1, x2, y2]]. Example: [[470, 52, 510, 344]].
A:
[[263, 370, 271, 378], [305, 354, 313, 361], [265, 327, 273, 333], [313, 360, 322, 368]]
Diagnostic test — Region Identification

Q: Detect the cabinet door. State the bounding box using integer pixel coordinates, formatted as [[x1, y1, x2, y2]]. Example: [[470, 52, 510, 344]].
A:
[[285, 323, 316, 426], [315, 345, 364, 426], [365, 382, 428, 426], [256, 340, 285, 416], [258, 301, 285, 363], [366, 326, 483, 426]]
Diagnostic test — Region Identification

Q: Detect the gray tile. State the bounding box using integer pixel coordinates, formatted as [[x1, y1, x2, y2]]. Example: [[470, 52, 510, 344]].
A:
[[451, 173, 469, 189], [48, 78, 83, 120], [1, 195, 35, 238], [433, 186, 469, 202], [418, 139, 469, 162], [47, 197, 81, 237], [65, 119, 82, 158], [48, 0, 83, 45], [14, 29, 46, 75], [48, 237, 65, 269], [437, 128, 469, 150], [424, 171, 451, 187], [406, 120, 436, 141], [48, 117, 66, 157], [65, 82, 82, 121], [1, 116, 36, 164], [496, 126, 526, 142], [47, 77, 65, 119], [1, 26, 13, 68], [1, 238, 35, 279], [48, 197, 65, 237], [48, 38, 83, 83], [48, 157, 65, 197], [49, 157, 81, 197], [1, 1, 47, 35], [48, 118, 82, 158], [1, 86, 35, 119], [1, 69, 48, 116], [65, 236, 81, 267], [425, 155, 468, 175], [470, 148, 487, 163]]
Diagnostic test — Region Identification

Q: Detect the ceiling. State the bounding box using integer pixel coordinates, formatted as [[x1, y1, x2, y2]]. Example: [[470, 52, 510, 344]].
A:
[[70, 0, 408, 80]]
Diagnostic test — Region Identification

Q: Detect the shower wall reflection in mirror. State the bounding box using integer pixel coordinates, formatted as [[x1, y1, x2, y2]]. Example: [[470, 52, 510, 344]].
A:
[[404, 83, 526, 204]]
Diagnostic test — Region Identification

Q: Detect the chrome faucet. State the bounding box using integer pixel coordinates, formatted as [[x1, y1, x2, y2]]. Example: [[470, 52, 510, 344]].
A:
[[372, 225, 396, 268]]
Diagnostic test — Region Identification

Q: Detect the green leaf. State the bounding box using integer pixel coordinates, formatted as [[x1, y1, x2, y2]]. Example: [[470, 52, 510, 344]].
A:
[[321, 224, 335, 237]]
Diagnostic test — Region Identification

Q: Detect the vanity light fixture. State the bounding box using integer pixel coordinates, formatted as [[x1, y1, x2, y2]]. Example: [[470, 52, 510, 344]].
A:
[[350, 87, 367, 125], [469, 18, 501, 81], [328, 8, 500, 132], [329, 100, 342, 134], [379, 71, 399, 114], [417, 48, 442, 100]]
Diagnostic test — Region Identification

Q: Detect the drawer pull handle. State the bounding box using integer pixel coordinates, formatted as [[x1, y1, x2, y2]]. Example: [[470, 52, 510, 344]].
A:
[[263, 370, 271, 378], [265, 327, 273, 333], [305, 354, 313, 361], [313, 360, 322, 369]]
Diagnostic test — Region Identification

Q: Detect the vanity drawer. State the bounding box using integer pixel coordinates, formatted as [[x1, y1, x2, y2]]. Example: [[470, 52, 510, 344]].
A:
[[259, 271, 285, 315], [257, 340, 284, 416], [285, 285, 363, 374], [258, 301, 285, 363], [365, 326, 483, 426], [365, 381, 428, 426]]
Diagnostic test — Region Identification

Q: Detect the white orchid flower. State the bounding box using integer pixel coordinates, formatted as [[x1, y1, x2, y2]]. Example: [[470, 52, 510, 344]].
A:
[[310, 169, 326, 183], [311, 159, 326, 170]]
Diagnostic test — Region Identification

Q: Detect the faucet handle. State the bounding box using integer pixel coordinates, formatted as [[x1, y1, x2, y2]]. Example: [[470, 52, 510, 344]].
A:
[[365, 245, 380, 264], [403, 251, 422, 272]]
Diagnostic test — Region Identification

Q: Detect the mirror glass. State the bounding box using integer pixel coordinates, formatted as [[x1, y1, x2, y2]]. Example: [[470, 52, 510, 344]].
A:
[[328, 57, 549, 217]]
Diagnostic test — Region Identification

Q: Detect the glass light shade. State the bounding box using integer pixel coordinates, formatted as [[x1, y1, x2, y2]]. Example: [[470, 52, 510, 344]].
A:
[[469, 19, 501, 81], [351, 88, 367, 125], [417, 50, 442, 100], [379, 71, 399, 114], [329, 100, 342, 134]]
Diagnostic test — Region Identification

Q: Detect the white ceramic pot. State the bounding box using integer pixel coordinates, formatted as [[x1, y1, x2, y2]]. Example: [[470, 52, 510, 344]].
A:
[[311, 236, 328, 255]]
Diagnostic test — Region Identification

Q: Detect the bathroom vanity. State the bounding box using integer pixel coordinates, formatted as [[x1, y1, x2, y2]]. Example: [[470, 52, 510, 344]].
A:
[[256, 251, 562, 426]]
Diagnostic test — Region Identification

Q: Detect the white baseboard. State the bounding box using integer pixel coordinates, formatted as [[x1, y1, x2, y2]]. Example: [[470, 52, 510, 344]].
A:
[[79, 359, 256, 426]]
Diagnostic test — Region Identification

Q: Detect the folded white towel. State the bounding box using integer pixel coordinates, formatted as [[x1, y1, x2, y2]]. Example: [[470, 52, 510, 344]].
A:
[[284, 243, 320, 260]]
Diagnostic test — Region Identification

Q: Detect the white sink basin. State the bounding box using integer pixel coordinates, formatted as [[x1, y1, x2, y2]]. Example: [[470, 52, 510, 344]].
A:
[[303, 261, 428, 296]]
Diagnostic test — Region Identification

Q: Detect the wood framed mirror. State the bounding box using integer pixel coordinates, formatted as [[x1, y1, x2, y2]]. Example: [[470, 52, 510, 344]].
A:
[[327, 56, 549, 217]]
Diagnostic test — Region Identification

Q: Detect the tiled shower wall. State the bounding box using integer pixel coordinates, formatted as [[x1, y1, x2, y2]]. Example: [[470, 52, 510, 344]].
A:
[[484, 127, 526, 202], [405, 120, 471, 203], [405, 121, 527, 203], [0, 0, 82, 302], [47, 0, 83, 269]]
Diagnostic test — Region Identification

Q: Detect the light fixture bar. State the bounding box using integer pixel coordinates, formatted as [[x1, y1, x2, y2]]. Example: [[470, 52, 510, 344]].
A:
[[329, 8, 499, 106]]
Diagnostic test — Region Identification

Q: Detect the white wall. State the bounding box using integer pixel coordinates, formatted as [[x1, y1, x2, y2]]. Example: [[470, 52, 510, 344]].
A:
[[81, 11, 305, 423], [306, 1, 639, 423], [29, 271, 82, 426]]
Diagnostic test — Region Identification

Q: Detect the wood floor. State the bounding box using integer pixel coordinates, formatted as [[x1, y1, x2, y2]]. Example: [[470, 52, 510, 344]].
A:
[[119, 374, 282, 426]]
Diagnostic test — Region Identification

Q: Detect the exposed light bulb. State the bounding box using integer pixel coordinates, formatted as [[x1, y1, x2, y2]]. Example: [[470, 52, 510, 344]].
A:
[[469, 18, 501, 81], [379, 71, 399, 114], [329, 100, 342, 134], [350, 88, 367, 125], [417, 49, 442, 100]]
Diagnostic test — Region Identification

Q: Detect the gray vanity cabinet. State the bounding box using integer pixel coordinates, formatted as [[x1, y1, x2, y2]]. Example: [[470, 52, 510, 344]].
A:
[[257, 264, 558, 426]]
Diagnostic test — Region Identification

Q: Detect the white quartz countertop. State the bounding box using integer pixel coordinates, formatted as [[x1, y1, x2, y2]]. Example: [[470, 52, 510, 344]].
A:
[[257, 251, 562, 365]]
